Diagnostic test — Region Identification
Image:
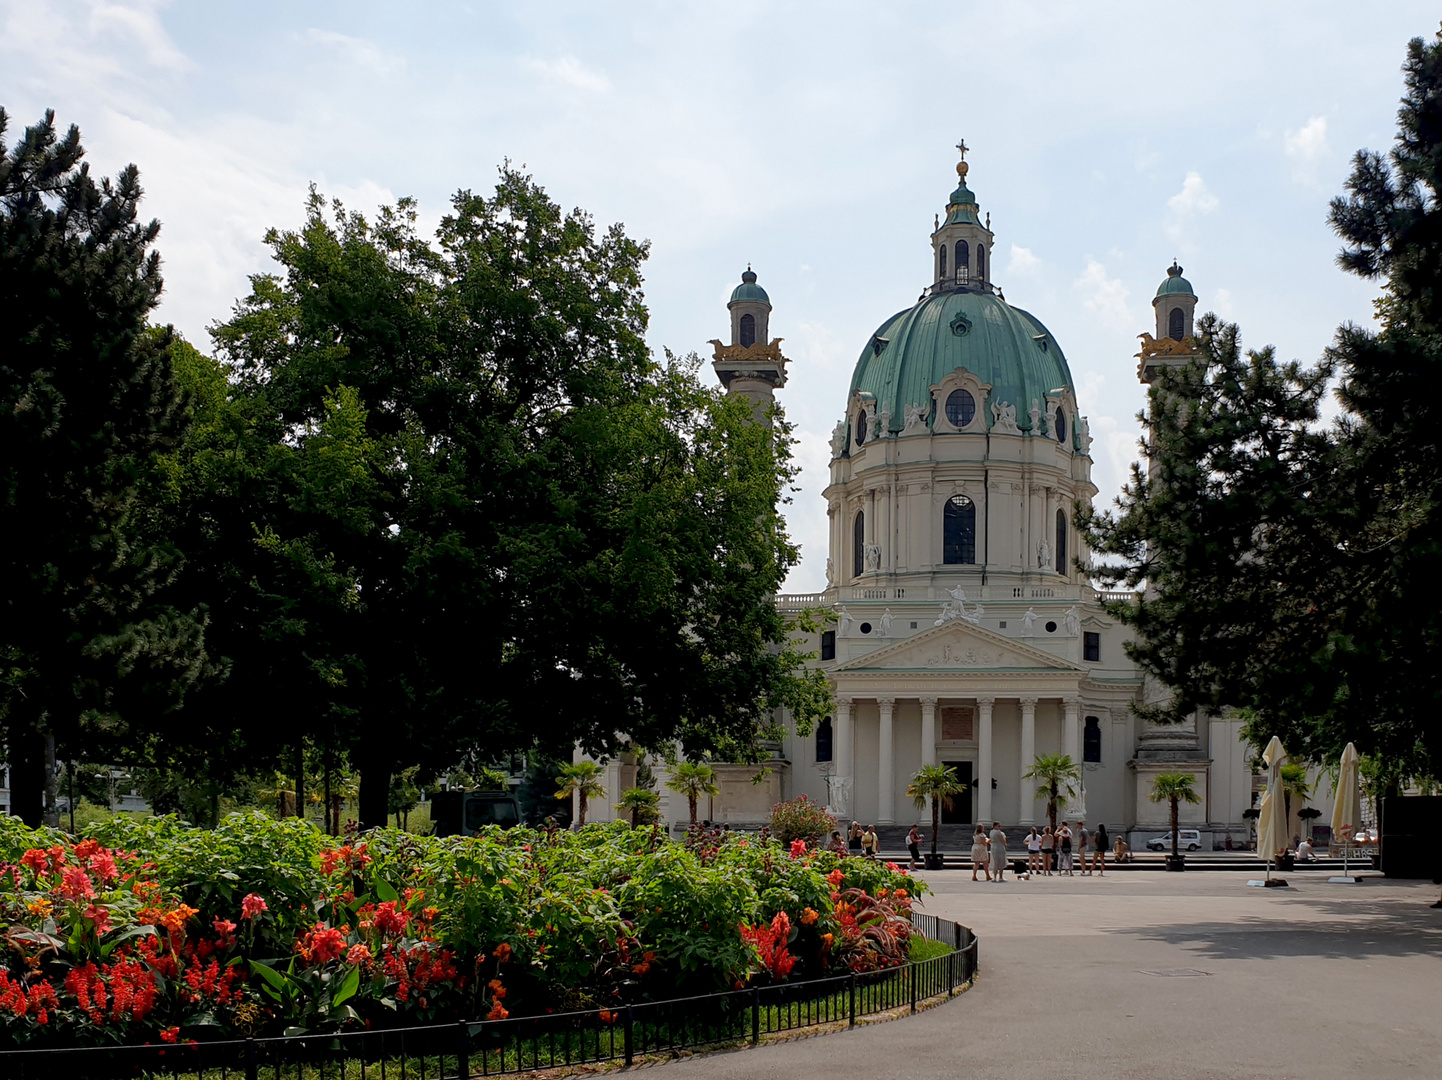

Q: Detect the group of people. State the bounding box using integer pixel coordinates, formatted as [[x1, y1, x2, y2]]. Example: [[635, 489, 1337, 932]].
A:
[[970, 821, 1120, 881], [830, 821, 884, 861]]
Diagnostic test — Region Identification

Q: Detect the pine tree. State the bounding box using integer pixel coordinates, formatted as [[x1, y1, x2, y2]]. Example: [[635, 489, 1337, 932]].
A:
[[0, 110, 207, 824]]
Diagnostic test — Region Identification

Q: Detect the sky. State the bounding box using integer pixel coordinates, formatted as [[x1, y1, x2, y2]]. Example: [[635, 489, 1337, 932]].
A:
[[3, 2, 1436, 592]]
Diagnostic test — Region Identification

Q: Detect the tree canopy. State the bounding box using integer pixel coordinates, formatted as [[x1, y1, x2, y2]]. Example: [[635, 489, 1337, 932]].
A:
[[1083, 31, 1442, 783]]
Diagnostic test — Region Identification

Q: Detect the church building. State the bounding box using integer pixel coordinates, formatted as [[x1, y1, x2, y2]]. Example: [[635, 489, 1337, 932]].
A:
[[579, 145, 1326, 850]]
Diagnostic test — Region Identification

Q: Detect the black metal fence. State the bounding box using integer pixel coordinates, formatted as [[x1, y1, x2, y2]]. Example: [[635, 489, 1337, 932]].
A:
[[0, 916, 977, 1080]]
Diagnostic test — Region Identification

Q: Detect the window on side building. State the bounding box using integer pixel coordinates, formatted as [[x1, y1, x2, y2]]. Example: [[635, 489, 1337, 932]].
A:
[[1083, 716, 1102, 763], [1084, 631, 1100, 662], [816, 717, 834, 762]]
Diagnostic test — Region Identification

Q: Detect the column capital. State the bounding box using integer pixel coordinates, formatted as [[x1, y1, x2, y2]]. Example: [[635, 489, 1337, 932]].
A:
[[835, 695, 854, 707], [1019, 695, 1039, 707], [974, 695, 996, 708], [918, 696, 938, 708], [876, 696, 896, 708]]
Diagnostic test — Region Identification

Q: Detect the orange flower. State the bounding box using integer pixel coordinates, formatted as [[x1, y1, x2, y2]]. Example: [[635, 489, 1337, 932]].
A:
[[487, 1000, 509, 1021], [800, 907, 819, 926], [160, 905, 199, 933], [598, 1009, 617, 1024], [493, 942, 512, 962], [488, 979, 506, 999]]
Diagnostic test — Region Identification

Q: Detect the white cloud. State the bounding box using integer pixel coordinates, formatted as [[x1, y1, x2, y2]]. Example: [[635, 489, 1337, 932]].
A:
[[1212, 287, 1234, 318], [305, 29, 404, 75], [1008, 244, 1041, 276], [1073, 257, 1131, 331], [1283, 115, 1330, 184], [1168, 171, 1219, 217], [88, 1, 192, 73], [521, 55, 610, 94]]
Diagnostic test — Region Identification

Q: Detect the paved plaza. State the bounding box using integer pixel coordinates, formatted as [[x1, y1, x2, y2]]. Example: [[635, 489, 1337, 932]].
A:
[[655, 870, 1442, 1080]]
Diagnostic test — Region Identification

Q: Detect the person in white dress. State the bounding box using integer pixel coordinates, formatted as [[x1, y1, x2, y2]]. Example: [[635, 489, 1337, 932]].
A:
[[988, 822, 1008, 882]]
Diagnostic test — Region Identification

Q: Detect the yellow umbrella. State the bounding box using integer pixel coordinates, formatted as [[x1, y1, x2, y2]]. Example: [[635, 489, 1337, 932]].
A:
[[1255, 736, 1291, 883], [1330, 742, 1363, 882]]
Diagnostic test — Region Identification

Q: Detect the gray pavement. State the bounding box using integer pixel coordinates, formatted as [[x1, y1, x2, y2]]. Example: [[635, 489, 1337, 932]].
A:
[[651, 869, 1442, 1079]]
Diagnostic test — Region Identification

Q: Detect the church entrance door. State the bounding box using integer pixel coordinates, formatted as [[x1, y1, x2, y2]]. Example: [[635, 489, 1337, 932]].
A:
[[941, 761, 974, 825]]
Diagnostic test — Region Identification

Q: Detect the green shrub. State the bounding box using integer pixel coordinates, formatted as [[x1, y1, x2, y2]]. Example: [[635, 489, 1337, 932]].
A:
[[768, 795, 836, 846]]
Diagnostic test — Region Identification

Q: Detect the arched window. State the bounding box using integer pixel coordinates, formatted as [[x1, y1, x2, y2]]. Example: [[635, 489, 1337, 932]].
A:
[[1055, 508, 1067, 573], [853, 510, 866, 577], [739, 312, 756, 347], [976, 244, 986, 281], [938, 245, 947, 280], [1169, 307, 1185, 341], [1055, 409, 1067, 444], [1083, 716, 1101, 763], [855, 411, 868, 446], [955, 240, 969, 282], [943, 495, 976, 564], [816, 717, 834, 762]]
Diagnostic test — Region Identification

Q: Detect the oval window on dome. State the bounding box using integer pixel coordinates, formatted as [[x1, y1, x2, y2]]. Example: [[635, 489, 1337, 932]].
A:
[[945, 388, 976, 428], [855, 411, 868, 445], [1055, 410, 1067, 444]]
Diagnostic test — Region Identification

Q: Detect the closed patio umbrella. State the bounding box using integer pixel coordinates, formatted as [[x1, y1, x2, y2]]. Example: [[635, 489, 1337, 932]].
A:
[[1253, 736, 1291, 886], [1329, 742, 1363, 883]]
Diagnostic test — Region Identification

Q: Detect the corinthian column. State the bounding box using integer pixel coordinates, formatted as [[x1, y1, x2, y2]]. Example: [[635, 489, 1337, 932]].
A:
[[919, 697, 937, 768], [976, 696, 994, 823], [877, 697, 895, 824], [833, 696, 854, 816], [1019, 696, 1038, 825]]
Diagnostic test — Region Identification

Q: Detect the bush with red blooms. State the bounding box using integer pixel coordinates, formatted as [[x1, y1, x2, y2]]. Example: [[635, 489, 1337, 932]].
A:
[[767, 795, 837, 846], [0, 814, 922, 1047]]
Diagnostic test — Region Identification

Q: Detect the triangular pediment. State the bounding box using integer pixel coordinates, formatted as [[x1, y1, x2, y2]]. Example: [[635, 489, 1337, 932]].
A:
[[835, 619, 1081, 672]]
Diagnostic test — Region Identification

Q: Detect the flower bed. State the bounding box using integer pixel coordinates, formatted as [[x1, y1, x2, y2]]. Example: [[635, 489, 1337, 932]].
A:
[[0, 813, 921, 1047]]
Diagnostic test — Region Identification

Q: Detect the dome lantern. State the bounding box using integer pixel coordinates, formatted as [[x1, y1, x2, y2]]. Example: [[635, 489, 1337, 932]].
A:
[[1152, 261, 1197, 341], [931, 140, 995, 296]]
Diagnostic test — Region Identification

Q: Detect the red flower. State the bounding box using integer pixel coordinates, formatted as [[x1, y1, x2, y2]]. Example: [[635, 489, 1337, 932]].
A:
[[487, 1000, 509, 1020], [58, 866, 96, 900], [305, 924, 347, 964], [20, 849, 48, 875], [373, 901, 409, 935], [346, 944, 372, 965], [84, 903, 114, 935], [789, 839, 808, 859], [826, 868, 844, 887], [493, 942, 511, 963], [241, 893, 268, 919], [160, 1027, 179, 1043], [87, 850, 119, 883]]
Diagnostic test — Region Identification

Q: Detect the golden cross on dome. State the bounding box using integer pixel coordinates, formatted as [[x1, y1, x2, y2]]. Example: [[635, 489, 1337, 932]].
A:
[[955, 139, 969, 160]]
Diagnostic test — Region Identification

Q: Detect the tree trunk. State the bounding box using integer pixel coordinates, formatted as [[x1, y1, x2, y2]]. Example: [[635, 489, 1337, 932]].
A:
[[43, 733, 58, 828], [1171, 797, 1180, 859], [293, 743, 305, 820], [324, 759, 333, 836], [579, 793, 588, 826], [357, 746, 392, 832], [688, 794, 697, 827], [8, 724, 46, 828], [931, 797, 940, 856]]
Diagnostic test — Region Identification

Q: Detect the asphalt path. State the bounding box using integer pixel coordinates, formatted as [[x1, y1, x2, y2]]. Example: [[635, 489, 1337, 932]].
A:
[[649, 869, 1442, 1080]]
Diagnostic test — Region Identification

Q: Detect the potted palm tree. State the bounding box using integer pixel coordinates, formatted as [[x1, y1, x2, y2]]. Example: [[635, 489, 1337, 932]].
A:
[[616, 787, 660, 827], [1149, 772, 1201, 871], [907, 764, 968, 870], [1023, 753, 1081, 832], [1278, 764, 1312, 870], [554, 761, 606, 825], [665, 761, 720, 828]]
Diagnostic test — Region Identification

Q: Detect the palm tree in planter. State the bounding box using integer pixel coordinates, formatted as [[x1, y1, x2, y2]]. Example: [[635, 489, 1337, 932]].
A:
[[1149, 772, 1201, 869], [616, 787, 660, 827], [554, 761, 606, 825], [1023, 753, 1082, 832], [907, 765, 968, 869], [665, 761, 720, 827]]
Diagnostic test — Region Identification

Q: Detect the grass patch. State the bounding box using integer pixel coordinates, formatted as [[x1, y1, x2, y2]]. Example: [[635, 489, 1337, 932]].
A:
[[908, 935, 953, 962]]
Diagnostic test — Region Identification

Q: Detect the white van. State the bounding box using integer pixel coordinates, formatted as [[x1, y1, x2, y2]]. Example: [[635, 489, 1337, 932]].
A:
[[1146, 829, 1201, 852]]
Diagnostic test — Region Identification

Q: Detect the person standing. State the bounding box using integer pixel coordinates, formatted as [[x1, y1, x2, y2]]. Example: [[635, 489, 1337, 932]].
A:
[[988, 821, 1008, 882], [848, 821, 863, 853], [907, 823, 924, 870], [970, 825, 991, 881], [1025, 827, 1042, 875], [1040, 825, 1055, 875], [1092, 823, 1108, 875], [1077, 821, 1090, 875], [862, 824, 879, 861], [1057, 821, 1074, 875]]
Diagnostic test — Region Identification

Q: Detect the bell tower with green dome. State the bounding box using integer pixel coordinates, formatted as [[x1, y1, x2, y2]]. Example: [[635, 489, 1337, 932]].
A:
[[930, 140, 996, 294], [709, 267, 788, 420]]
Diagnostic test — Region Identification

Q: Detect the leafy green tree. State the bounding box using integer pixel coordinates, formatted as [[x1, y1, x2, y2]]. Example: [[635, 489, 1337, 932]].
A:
[[615, 786, 660, 827], [209, 170, 830, 827], [1023, 753, 1081, 832], [554, 761, 605, 825], [388, 765, 421, 829], [0, 111, 212, 824], [1082, 32, 1442, 783], [664, 761, 720, 827], [1148, 772, 1202, 859], [906, 764, 967, 859]]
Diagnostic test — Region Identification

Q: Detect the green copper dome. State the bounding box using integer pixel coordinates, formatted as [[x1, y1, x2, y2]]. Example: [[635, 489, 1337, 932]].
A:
[[729, 268, 770, 305], [849, 290, 1074, 438], [1154, 261, 1195, 299]]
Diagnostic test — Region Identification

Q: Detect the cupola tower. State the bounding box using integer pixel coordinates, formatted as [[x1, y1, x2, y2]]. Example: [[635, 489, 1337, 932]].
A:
[[710, 267, 788, 420], [930, 140, 996, 295]]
